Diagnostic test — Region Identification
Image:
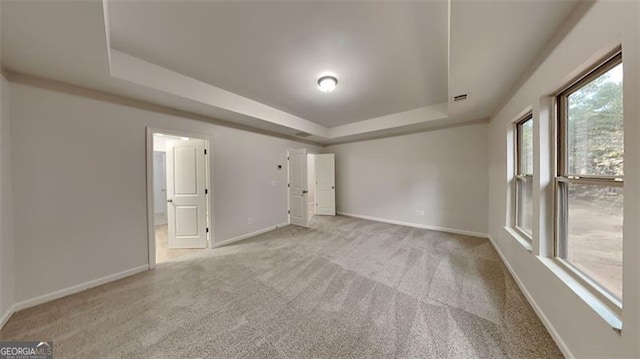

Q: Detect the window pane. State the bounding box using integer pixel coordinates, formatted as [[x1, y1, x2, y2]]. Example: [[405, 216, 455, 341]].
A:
[[567, 63, 623, 177], [516, 176, 533, 237], [564, 183, 623, 299], [519, 119, 533, 175]]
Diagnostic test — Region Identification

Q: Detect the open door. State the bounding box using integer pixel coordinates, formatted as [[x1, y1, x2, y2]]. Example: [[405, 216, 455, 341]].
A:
[[166, 138, 208, 248], [315, 154, 336, 215], [288, 148, 309, 227]]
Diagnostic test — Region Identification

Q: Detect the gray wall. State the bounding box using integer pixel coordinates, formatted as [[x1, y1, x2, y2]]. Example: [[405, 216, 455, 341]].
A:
[[326, 123, 489, 235], [9, 81, 318, 303], [0, 74, 15, 321], [487, 2, 639, 357]]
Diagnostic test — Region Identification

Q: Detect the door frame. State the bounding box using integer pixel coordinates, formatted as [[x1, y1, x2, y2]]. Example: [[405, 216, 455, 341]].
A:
[[145, 127, 214, 269]]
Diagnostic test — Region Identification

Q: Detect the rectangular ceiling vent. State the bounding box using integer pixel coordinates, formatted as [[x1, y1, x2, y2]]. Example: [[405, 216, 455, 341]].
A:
[[295, 132, 312, 138], [453, 94, 468, 102]]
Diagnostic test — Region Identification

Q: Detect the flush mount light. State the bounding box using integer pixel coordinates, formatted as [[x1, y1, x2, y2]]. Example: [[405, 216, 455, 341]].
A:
[[317, 75, 338, 93]]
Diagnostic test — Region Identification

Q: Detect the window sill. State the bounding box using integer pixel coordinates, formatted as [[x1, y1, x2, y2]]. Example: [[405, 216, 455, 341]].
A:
[[537, 256, 622, 333], [503, 226, 532, 252], [502, 227, 622, 333]]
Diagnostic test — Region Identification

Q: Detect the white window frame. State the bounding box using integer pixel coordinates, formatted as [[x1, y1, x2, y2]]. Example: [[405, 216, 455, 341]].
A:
[[554, 48, 623, 314], [514, 113, 534, 241]]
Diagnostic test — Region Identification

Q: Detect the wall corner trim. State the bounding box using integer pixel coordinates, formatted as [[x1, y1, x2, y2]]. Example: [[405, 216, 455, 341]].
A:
[[486, 235, 575, 359], [213, 222, 290, 248], [1, 264, 150, 329], [336, 212, 489, 238]]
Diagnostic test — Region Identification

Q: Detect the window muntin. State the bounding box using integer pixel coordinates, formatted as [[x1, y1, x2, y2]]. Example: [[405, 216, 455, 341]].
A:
[[556, 51, 623, 303], [515, 114, 533, 238]]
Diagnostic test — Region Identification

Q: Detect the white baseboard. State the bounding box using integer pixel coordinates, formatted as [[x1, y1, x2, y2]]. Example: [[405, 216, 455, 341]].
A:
[[2, 221, 288, 329], [0, 264, 149, 329], [213, 222, 289, 248], [337, 212, 488, 238], [486, 235, 574, 359], [0, 303, 17, 330]]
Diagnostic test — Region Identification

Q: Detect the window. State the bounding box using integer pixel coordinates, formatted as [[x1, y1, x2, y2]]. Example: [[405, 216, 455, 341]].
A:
[[515, 113, 533, 239], [556, 50, 623, 303]]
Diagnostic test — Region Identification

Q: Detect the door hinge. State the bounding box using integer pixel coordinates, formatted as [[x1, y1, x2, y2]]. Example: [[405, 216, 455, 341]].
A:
[[287, 156, 290, 160], [204, 149, 208, 155], [206, 227, 209, 233], [205, 189, 208, 194], [288, 183, 290, 187], [288, 210, 290, 214]]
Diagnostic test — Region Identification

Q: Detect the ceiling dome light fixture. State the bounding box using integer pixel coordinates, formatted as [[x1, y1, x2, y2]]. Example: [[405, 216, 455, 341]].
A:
[[317, 75, 338, 93]]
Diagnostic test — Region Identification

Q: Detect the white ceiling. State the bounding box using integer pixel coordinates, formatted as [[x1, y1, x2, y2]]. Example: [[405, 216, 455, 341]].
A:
[[448, 0, 580, 122], [0, 0, 581, 145], [108, 1, 449, 128]]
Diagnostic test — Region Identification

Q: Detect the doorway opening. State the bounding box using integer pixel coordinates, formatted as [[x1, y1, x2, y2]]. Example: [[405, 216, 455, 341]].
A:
[[147, 129, 212, 267], [287, 149, 335, 228]]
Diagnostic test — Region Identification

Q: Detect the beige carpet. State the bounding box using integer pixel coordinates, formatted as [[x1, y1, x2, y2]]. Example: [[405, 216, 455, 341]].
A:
[[0, 216, 562, 358]]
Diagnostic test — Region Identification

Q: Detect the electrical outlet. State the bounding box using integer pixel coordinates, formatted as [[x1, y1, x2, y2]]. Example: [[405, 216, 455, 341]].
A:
[[271, 180, 276, 186], [248, 217, 253, 225], [415, 210, 425, 216]]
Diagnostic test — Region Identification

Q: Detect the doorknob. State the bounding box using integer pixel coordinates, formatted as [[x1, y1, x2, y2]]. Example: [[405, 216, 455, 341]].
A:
[[302, 190, 308, 194], [331, 186, 335, 189], [167, 199, 173, 203]]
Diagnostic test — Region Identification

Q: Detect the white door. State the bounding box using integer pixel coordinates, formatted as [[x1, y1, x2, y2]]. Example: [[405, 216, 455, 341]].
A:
[[288, 148, 309, 227], [166, 138, 208, 248], [315, 154, 336, 215]]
